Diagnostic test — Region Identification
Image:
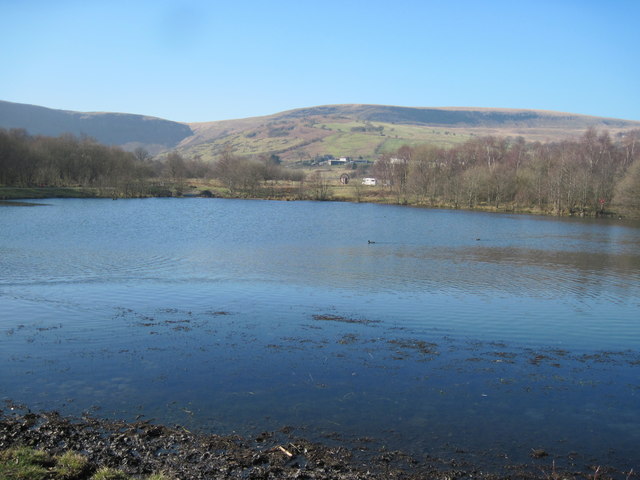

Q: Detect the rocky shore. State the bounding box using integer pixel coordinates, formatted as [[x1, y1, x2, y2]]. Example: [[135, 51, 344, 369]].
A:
[[1, 406, 634, 480]]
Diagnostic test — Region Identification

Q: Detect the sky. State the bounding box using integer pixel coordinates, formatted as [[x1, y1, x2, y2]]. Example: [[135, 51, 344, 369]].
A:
[[1, 0, 639, 123]]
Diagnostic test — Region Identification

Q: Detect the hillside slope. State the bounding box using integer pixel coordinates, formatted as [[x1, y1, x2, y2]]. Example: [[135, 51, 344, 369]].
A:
[[2, 100, 639, 162], [0, 100, 193, 153], [181, 104, 640, 162]]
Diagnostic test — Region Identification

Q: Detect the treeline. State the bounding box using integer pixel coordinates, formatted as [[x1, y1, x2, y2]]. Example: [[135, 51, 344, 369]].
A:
[[0, 129, 222, 194], [210, 148, 304, 195], [0, 129, 160, 196], [0, 129, 305, 197], [2, 126, 639, 216], [372, 128, 640, 216]]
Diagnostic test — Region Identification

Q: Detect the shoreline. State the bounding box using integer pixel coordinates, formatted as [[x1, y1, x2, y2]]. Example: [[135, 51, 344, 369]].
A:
[[0, 185, 633, 220], [0, 406, 634, 480]]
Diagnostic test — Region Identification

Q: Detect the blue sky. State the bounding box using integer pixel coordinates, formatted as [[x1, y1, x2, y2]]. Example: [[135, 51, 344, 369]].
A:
[[1, 0, 639, 123]]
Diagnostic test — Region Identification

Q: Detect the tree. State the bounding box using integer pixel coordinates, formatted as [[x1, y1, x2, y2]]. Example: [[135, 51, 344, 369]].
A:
[[621, 130, 640, 170], [260, 154, 281, 182], [372, 153, 409, 203], [308, 171, 330, 200], [408, 144, 441, 205], [212, 146, 234, 192], [613, 157, 640, 216], [133, 147, 152, 163], [164, 152, 187, 183]]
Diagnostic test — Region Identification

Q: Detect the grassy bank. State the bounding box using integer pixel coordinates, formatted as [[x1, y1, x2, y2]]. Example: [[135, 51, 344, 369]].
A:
[[0, 446, 169, 480], [1, 182, 632, 219], [0, 186, 99, 200]]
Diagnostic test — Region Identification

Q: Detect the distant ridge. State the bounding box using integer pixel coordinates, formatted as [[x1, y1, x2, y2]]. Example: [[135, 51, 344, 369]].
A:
[[0, 100, 193, 153], [2, 100, 639, 161], [269, 104, 637, 128]]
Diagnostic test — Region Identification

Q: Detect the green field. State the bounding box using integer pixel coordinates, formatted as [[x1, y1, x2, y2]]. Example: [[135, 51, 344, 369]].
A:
[[173, 105, 640, 165], [185, 134, 309, 161], [316, 131, 383, 157], [178, 119, 477, 164]]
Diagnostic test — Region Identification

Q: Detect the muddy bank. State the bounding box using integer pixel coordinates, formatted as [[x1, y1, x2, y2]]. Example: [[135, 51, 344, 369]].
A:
[[1, 406, 633, 480]]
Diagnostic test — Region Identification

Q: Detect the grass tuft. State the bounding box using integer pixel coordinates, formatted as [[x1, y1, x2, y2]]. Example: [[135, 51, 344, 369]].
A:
[[89, 467, 132, 480], [1, 447, 170, 480], [55, 450, 91, 479], [0, 447, 54, 480]]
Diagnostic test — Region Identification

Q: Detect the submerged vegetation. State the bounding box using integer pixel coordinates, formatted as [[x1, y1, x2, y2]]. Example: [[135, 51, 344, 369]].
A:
[[1, 126, 639, 217]]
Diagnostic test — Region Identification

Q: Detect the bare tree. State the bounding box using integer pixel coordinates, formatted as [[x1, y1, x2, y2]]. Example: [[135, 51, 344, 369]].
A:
[[164, 152, 187, 184], [133, 147, 152, 163], [308, 171, 330, 200], [613, 157, 640, 215]]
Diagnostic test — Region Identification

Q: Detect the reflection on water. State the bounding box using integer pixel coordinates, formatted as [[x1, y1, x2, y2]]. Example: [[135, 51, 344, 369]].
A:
[[1, 199, 639, 469]]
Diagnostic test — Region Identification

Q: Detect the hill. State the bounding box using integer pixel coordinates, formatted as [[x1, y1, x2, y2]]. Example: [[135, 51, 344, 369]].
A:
[[0, 100, 193, 154], [181, 104, 640, 163], [2, 100, 640, 162]]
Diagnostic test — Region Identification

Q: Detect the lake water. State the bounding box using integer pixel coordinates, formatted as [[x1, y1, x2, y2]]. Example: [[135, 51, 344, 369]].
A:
[[1, 198, 639, 470]]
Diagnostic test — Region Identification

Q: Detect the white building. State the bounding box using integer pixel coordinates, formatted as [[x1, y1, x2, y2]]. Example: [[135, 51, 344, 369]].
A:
[[390, 157, 408, 164], [362, 177, 377, 186]]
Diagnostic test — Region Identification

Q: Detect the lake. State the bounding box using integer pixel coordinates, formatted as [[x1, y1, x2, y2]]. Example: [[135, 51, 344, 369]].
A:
[[1, 198, 639, 471]]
